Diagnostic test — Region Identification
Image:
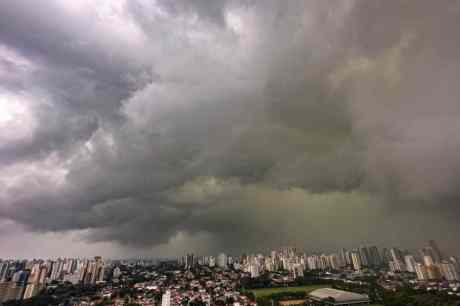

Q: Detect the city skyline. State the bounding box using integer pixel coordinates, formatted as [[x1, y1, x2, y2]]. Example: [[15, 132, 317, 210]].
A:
[[1, 0, 460, 259], [1, 239, 459, 304], [0, 240, 454, 262]]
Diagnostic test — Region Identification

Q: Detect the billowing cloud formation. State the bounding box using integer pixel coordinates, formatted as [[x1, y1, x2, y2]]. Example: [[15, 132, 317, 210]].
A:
[[1, 0, 460, 258]]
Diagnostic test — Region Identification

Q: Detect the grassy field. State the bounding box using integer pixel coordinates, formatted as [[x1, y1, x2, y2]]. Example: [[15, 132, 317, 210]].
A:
[[248, 285, 330, 298]]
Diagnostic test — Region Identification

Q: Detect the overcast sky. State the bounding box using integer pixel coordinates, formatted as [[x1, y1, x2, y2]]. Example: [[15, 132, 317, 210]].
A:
[[1, 0, 460, 259]]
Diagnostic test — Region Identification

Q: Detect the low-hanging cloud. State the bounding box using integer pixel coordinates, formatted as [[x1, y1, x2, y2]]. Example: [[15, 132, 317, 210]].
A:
[[1, 0, 460, 257]]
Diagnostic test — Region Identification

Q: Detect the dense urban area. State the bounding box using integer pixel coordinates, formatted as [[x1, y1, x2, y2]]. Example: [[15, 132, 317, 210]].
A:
[[1, 240, 459, 306]]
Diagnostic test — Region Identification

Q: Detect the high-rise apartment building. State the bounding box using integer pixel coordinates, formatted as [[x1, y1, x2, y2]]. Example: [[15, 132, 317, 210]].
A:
[[161, 290, 171, 306], [426, 264, 441, 280], [389, 248, 405, 272], [404, 255, 417, 273], [415, 263, 428, 280], [440, 261, 459, 281], [423, 255, 434, 267], [358, 246, 370, 267], [351, 251, 362, 271], [217, 253, 227, 269], [368, 246, 381, 267]]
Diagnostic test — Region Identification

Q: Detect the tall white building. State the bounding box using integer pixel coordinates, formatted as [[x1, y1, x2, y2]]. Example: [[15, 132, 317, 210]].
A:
[[161, 290, 171, 306], [351, 252, 362, 271], [50, 260, 64, 281], [208, 256, 216, 268], [217, 253, 227, 269], [404, 255, 417, 273], [328, 254, 340, 270], [319, 254, 329, 270], [423, 255, 434, 267], [249, 263, 260, 278], [307, 255, 318, 270], [112, 266, 122, 279]]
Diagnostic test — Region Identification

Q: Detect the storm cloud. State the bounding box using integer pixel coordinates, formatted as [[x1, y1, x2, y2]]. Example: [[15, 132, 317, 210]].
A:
[[1, 0, 460, 258]]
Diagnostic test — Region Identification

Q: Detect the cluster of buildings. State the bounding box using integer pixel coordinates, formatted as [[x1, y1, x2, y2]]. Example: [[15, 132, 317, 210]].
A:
[[181, 246, 385, 279], [181, 241, 460, 283], [0, 240, 459, 305], [0, 256, 105, 303], [181, 248, 306, 279], [140, 268, 247, 306], [384, 240, 459, 282]]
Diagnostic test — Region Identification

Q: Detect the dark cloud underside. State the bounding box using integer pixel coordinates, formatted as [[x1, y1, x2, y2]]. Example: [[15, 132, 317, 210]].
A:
[[1, 0, 460, 258]]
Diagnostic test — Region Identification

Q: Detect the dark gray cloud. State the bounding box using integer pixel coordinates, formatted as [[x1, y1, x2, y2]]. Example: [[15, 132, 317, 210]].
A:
[[1, 0, 460, 258]]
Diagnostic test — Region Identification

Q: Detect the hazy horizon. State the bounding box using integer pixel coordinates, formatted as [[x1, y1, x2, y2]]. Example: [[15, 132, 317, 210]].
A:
[[1, 0, 460, 259]]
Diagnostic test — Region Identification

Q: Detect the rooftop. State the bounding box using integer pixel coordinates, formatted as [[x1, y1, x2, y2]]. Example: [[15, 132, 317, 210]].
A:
[[308, 288, 369, 304]]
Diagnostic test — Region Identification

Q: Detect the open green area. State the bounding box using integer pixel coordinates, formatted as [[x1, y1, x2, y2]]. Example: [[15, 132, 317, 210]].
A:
[[249, 285, 330, 298]]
